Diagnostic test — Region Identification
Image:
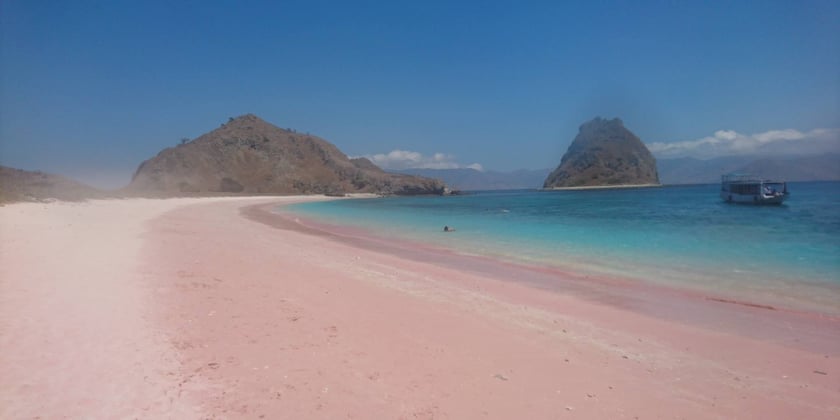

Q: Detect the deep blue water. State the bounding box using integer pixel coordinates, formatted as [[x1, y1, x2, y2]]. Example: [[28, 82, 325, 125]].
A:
[[286, 182, 840, 311]]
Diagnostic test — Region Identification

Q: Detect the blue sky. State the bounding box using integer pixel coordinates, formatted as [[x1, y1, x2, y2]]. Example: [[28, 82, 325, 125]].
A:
[[1, 0, 838, 187]]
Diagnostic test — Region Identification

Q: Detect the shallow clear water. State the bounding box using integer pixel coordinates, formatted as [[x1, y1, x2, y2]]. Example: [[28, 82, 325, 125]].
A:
[[286, 182, 840, 311]]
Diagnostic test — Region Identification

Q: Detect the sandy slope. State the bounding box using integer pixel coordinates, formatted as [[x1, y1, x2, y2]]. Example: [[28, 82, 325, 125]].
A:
[[1, 197, 838, 419]]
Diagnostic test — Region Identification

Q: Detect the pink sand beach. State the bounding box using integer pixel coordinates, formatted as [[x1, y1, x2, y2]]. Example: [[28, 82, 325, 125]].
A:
[[1, 197, 838, 418]]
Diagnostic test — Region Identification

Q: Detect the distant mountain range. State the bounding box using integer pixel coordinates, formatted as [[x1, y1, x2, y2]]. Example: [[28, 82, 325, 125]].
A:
[[394, 168, 551, 191], [656, 154, 840, 185], [396, 154, 839, 190]]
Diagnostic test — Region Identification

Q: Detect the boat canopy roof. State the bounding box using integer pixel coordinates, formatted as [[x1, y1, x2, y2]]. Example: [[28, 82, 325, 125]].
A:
[[722, 173, 785, 184]]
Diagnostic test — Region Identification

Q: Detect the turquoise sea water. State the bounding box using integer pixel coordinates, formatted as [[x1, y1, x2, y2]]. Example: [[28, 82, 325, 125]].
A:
[[286, 182, 840, 313]]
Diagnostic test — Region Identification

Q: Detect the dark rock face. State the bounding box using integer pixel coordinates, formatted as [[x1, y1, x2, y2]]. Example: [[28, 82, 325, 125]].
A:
[[127, 114, 446, 196], [544, 117, 659, 188]]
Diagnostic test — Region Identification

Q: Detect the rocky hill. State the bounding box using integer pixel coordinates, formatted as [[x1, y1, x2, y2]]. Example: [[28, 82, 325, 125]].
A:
[[544, 117, 659, 188], [126, 114, 446, 196], [0, 166, 106, 203]]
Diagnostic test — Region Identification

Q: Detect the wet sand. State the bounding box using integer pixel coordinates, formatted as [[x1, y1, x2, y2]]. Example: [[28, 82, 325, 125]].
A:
[[1, 197, 838, 418]]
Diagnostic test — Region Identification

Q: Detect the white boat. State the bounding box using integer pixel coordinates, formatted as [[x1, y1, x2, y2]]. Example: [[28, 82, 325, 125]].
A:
[[720, 174, 788, 205]]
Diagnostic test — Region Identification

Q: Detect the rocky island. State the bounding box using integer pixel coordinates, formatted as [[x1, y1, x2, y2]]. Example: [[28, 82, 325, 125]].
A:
[[127, 114, 446, 196], [544, 117, 659, 189]]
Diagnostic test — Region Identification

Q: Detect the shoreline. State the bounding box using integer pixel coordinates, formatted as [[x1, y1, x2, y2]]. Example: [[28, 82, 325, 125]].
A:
[[542, 183, 662, 191], [2, 197, 838, 418], [275, 200, 840, 320], [258, 202, 840, 352]]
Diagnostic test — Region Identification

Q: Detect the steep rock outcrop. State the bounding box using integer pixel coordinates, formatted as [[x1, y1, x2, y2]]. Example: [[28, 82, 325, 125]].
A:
[[544, 117, 659, 188], [127, 114, 446, 196]]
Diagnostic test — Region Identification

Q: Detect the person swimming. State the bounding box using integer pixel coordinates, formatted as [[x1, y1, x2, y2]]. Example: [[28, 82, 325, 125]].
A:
[[443, 225, 455, 232]]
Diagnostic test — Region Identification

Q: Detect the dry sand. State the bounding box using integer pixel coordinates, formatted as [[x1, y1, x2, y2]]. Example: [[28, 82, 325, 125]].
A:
[[1, 197, 838, 419]]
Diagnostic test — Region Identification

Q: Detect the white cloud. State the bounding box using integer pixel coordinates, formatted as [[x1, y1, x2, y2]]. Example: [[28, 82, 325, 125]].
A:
[[648, 128, 840, 159], [361, 149, 484, 171], [715, 130, 738, 141]]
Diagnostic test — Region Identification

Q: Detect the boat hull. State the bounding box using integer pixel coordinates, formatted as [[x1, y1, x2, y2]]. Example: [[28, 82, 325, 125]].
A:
[[720, 191, 787, 205]]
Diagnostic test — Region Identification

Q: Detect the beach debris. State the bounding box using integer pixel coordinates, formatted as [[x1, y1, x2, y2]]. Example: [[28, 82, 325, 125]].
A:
[[813, 370, 828, 375], [586, 393, 596, 398], [208, 362, 220, 369], [565, 406, 574, 411], [493, 373, 509, 381], [705, 297, 776, 311]]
